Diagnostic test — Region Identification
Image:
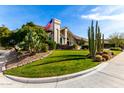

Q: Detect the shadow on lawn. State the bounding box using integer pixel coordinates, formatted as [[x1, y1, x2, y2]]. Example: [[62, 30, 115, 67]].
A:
[[49, 55, 87, 58], [32, 55, 88, 67]]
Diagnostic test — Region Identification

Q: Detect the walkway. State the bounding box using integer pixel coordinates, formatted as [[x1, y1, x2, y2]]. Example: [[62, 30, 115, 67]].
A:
[[0, 52, 124, 88]]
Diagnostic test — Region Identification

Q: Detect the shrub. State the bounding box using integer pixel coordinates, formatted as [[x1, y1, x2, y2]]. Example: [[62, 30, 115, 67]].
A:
[[41, 43, 48, 52], [96, 52, 103, 55], [110, 47, 122, 51], [110, 52, 114, 55], [95, 55, 103, 62], [102, 54, 110, 61], [108, 52, 114, 58], [56, 44, 61, 49], [102, 57, 106, 61], [103, 51, 109, 54], [72, 44, 80, 50], [48, 40, 56, 50]]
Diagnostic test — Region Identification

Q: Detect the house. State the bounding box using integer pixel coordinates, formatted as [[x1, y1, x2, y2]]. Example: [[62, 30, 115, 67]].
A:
[[44, 18, 117, 49], [45, 18, 85, 46]]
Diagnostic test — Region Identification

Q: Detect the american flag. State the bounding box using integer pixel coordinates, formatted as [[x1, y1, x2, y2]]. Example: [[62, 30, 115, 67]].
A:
[[45, 19, 53, 30]]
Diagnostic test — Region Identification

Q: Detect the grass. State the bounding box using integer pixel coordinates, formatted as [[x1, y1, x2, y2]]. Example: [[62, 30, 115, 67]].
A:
[[4, 50, 100, 78], [4, 49, 121, 78], [111, 50, 122, 55], [104, 49, 122, 55]]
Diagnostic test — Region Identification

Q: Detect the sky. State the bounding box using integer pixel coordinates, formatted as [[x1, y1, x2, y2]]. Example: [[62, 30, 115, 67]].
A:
[[0, 5, 124, 39]]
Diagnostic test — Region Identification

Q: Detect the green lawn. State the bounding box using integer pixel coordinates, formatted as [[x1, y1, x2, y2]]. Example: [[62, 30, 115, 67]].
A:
[[111, 50, 122, 55], [104, 49, 122, 55], [4, 50, 100, 78], [4, 50, 121, 78]]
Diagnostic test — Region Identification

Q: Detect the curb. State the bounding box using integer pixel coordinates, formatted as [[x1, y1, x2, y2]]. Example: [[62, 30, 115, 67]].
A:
[[5, 62, 108, 84]]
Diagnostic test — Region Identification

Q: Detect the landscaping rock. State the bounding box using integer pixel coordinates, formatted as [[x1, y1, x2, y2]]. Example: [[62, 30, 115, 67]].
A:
[[5, 51, 53, 70]]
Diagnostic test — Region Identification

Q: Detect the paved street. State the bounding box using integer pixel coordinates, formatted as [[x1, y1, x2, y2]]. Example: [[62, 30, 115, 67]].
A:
[[0, 52, 124, 88]]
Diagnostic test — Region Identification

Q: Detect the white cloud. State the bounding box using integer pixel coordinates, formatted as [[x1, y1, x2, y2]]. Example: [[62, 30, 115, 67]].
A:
[[100, 21, 124, 38], [81, 6, 124, 38], [91, 7, 100, 12], [81, 6, 124, 21], [81, 13, 124, 21], [90, 6, 124, 14]]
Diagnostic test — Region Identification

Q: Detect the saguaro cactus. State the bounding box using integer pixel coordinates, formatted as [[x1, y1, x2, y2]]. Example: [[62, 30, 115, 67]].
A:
[[88, 27, 91, 55], [101, 34, 104, 51], [88, 20, 104, 59], [88, 20, 96, 58], [97, 26, 101, 52], [91, 21, 96, 58], [95, 21, 98, 53]]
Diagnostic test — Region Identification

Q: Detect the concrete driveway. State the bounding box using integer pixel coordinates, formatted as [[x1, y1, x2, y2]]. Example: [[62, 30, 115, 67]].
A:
[[0, 52, 124, 88]]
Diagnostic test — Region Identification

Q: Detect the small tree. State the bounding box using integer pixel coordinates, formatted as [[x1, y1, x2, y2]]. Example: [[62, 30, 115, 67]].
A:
[[24, 29, 38, 53], [18, 26, 49, 53], [109, 32, 124, 47], [0, 26, 11, 47]]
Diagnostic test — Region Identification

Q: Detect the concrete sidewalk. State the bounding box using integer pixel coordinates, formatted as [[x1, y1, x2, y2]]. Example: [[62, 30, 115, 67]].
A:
[[0, 52, 124, 88]]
